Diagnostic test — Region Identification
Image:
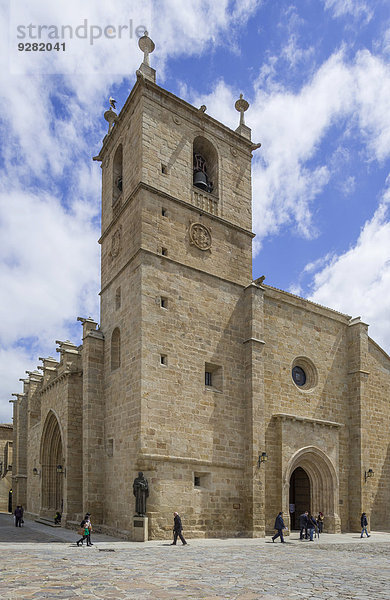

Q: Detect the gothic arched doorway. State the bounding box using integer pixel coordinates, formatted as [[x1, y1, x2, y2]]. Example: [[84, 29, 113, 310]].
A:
[[289, 467, 310, 529], [283, 446, 341, 533], [40, 412, 64, 513]]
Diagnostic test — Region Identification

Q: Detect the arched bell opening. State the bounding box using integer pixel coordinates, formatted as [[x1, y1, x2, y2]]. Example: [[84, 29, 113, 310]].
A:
[[193, 136, 218, 196], [40, 411, 64, 515], [289, 467, 310, 529], [112, 144, 123, 204], [284, 446, 340, 533]]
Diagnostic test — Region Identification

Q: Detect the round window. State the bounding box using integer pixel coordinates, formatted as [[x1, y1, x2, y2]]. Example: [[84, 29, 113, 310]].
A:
[[291, 357, 318, 391], [292, 366, 306, 386]]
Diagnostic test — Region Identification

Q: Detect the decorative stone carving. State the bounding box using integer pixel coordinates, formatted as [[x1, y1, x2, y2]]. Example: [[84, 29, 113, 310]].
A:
[[110, 226, 122, 258], [189, 222, 212, 251], [172, 115, 181, 125]]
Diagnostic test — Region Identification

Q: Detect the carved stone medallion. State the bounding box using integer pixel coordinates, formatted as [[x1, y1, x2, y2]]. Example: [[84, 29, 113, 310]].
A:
[[110, 226, 122, 258], [189, 222, 212, 251]]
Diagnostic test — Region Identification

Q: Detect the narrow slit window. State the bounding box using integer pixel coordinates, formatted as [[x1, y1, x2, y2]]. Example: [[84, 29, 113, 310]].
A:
[[115, 287, 121, 310]]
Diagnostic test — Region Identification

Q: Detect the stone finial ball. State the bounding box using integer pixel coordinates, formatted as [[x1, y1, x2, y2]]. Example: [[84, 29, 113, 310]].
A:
[[139, 32, 155, 54], [235, 93, 249, 113]]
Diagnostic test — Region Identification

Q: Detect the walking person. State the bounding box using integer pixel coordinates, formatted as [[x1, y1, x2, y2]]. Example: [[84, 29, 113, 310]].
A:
[[360, 512, 370, 538], [14, 505, 23, 527], [76, 516, 89, 546], [307, 513, 317, 541], [85, 514, 93, 546], [171, 512, 187, 545], [272, 511, 286, 543], [317, 512, 324, 533], [299, 511, 309, 540]]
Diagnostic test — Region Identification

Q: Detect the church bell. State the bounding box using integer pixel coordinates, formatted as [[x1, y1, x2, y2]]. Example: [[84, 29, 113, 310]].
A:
[[193, 169, 209, 191], [193, 153, 210, 192]]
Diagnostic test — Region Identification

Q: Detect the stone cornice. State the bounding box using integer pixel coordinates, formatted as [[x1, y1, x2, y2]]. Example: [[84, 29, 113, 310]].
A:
[[100, 246, 247, 296], [96, 76, 254, 162], [40, 370, 82, 395], [263, 285, 351, 324], [99, 181, 255, 244], [273, 413, 344, 429], [138, 451, 243, 470]]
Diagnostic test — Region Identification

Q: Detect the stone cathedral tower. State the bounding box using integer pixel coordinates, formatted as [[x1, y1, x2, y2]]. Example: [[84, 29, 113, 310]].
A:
[[11, 34, 390, 539], [93, 33, 265, 537]]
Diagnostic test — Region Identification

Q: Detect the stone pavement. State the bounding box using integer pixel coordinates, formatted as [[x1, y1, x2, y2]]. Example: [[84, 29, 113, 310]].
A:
[[1, 513, 389, 599]]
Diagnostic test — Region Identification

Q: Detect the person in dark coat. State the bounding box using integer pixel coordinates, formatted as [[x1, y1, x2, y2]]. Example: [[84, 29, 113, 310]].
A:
[[307, 513, 317, 541], [299, 511, 309, 540], [14, 506, 23, 527], [360, 512, 370, 538], [317, 512, 324, 533], [171, 512, 187, 545], [272, 511, 286, 543]]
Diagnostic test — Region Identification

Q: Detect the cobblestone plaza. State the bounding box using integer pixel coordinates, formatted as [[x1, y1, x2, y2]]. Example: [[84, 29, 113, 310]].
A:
[[1, 514, 389, 599]]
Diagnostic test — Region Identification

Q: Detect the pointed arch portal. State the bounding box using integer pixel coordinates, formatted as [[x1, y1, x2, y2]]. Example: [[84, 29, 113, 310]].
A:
[[284, 446, 341, 533], [40, 411, 64, 512]]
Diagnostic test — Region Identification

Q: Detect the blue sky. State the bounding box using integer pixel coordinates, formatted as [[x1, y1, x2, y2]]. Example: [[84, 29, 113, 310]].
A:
[[1, 0, 390, 421]]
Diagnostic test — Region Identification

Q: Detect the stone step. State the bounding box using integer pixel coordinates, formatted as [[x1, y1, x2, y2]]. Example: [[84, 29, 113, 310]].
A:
[[35, 518, 61, 528]]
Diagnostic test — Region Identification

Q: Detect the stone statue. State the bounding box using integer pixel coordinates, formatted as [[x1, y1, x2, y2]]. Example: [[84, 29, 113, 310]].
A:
[[133, 471, 149, 516]]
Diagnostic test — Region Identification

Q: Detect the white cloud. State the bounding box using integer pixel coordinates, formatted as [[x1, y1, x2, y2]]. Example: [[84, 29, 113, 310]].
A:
[[0, 189, 100, 348], [353, 50, 390, 162], [309, 194, 390, 352], [324, 0, 373, 24]]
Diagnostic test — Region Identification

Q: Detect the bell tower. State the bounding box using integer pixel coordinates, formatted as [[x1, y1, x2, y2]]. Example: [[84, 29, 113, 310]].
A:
[[94, 34, 263, 538]]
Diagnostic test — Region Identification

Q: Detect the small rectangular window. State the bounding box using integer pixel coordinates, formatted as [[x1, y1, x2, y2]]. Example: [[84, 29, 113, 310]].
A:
[[161, 207, 167, 217], [205, 363, 223, 391], [160, 354, 167, 366], [161, 247, 168, 256], [161, 164, 168, 175], [194, 471, 210, 488], [160, 297, 168, 309]]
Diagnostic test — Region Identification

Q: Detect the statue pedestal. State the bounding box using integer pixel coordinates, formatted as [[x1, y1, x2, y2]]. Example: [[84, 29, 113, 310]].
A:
[[132, 515, 148, 542]]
